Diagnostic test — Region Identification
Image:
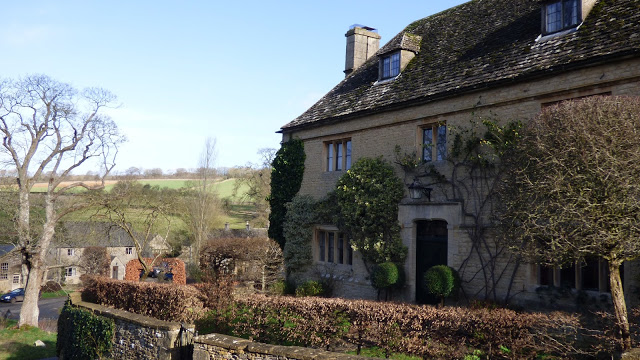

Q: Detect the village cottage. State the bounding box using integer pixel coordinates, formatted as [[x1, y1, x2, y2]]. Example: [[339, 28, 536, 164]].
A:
[[279, 0, 640, 305]]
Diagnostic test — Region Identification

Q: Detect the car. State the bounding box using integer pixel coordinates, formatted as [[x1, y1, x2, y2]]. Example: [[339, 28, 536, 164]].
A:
[[1, 288, 25, 303]]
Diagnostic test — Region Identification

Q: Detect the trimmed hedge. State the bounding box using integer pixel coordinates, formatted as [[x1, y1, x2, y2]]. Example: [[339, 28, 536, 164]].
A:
[[82, 276, 205, 322], [57, 299, 115, 360], [195, 294, 594, 358]]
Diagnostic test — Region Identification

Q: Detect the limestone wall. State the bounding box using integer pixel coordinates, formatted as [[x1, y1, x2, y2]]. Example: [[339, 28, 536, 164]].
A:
[[66, 293, 194, 360], [193, 333, 380, 360]]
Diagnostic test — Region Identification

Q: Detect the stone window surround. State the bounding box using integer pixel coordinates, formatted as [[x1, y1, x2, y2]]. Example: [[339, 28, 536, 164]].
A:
[[534, 257, 613, 293], [65, 267, 77, 277], [67, 248, 74, 256], [12, 274, 20, 284], [421, 122, 447, 162], [380, 52, 401, 80], [126, 247, 133, 255], [324, 138, 352, 172], [315, 227, 353, 266]]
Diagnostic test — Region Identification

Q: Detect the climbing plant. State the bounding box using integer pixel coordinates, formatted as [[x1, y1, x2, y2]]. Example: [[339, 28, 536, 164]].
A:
[[268, 138, 306, 249], [335, 157, 407, 267], [397, 117, 523, 303]]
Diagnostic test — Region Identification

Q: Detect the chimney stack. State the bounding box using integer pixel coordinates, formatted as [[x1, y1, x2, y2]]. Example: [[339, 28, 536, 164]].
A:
[[344, 25, 380, 76]]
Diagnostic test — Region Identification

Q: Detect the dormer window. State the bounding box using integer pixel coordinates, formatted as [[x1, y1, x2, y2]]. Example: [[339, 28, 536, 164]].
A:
[[544, 0, 579, 34], [381, 52, 401, 80]]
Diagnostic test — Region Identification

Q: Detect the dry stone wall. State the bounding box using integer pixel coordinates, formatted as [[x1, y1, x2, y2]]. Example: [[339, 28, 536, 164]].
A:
[[66, 293, 194, 360]]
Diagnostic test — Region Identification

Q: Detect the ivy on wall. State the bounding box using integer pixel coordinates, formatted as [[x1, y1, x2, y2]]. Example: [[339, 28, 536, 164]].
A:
[[57, 300, 115, 360], [268, 138, 306, 249]]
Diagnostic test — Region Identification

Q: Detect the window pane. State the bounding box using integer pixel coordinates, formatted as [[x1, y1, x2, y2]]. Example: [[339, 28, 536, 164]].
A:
[[338, 234, 344, 264], [546, 2, 562, 33], [391, 53, 400, 77], [382, 57, 391, 78], [336, 143, 343, 171], [347, 239, 353, 265], [423, 128, 433, 162], [581, 257, 599, 291], [560, 264, 576, 288], [346, 141, 352, 169], [327, 144, 334, 172], [437, 125, 447, 161], [328, 232, 335, 263], [318, 231, 325, 262], [563, 0, 578, 27], [539, 265, 554, 286]]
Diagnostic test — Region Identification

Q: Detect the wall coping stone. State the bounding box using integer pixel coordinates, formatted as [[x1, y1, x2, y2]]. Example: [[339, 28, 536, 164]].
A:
[[195, 333, 382, 360], [68, 292, 194, 331]]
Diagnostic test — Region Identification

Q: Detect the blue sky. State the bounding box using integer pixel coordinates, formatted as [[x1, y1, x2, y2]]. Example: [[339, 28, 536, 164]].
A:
[[0, 1, 467, 173]]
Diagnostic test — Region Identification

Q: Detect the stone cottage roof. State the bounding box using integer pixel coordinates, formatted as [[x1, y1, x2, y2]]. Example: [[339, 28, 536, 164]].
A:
[[0, 245, 14, 257], [55, 222, 136, 248], [281, 0, 640, 132]]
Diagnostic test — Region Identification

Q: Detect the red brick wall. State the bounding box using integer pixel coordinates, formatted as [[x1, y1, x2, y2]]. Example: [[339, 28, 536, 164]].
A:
[[124, 257, 186, 285]]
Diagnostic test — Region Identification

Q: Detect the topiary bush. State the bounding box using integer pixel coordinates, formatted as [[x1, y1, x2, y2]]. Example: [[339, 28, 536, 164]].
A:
[[371, 262, 399, 289], [424, 265, 460, 307], [295, 280, 324, 297]]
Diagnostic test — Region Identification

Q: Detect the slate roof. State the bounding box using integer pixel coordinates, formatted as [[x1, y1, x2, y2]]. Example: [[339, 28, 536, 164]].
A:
[[0, 245, 15, 257], [281, 0, 640, 131]]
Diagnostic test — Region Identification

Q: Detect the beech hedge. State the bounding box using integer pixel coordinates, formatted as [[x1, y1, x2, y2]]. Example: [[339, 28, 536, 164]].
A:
[[82, 276, 208, 322], [195, 294, 621, 359]]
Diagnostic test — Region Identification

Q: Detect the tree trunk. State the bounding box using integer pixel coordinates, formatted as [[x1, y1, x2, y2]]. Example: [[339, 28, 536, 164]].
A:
[[608, 260, 631, 350], [19, 196, 57, 328]]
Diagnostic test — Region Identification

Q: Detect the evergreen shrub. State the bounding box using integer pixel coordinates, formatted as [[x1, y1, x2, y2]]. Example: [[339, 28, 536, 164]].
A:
[[295, 280, 324, 297], [371, 262, 399, 289], [57, 300, 115, 360], [424, 265, 460, 305]]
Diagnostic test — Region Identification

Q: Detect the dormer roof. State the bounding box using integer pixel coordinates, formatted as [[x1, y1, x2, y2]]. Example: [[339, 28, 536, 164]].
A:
[[378, 32, 422, 55], [281, 0, 640, 132]]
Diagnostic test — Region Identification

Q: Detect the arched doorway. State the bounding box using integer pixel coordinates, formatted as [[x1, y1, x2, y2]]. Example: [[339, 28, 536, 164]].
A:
[[415, 220, 448, 304]]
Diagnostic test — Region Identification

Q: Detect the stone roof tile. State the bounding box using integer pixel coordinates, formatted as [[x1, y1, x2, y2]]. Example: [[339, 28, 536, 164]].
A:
[[282, 0, 640, 131]]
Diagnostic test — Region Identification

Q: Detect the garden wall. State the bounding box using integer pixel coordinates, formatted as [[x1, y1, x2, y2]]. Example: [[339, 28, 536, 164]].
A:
[[65, 293, 194, 360], [193, 333, 379, 360]]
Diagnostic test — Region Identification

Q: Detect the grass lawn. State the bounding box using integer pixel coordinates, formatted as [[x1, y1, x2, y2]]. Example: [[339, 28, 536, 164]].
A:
[[0, 320, 57, 360], [41, 290, 69, 299]]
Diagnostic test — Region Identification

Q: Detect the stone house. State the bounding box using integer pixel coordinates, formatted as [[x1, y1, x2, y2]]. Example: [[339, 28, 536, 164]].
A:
[[0, 245, 23, 293], [47, 223, 139, 284], [279, 0, 640, 305]]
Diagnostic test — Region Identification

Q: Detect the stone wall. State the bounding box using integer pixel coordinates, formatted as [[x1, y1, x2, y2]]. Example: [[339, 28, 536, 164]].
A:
[[66, 292, 194, 360], [193, 333, 380, 360]]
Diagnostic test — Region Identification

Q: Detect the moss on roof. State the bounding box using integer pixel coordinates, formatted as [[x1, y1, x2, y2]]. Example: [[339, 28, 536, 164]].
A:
[[282, 0, 640, 131]]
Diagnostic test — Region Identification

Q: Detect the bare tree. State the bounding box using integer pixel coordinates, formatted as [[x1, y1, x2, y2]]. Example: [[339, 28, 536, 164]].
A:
[[0, 74, 123, 327], [86, 181, 175, 278], [233, 148, 276, 227], [79, 246, 110, 276], [182, 137, 221, 266], [497, 96, 640, 350]]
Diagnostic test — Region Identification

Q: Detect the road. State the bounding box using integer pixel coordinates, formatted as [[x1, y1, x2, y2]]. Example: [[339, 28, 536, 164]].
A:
[[0, 297, 67, 321]]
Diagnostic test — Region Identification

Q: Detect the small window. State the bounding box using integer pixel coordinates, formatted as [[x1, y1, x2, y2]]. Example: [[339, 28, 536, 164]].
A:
[[65, 267, 76, 277], [381, 52, 401, 79], [0, 273, 7, 280], [12, 274, 20, 284], [67, 249, 74, 256], [422, 123, 447, 162], [0, 263, 7, 272], [126, 247, 133, 255], [317, 230, 352, 265], [325, 139, 352, 172], [544, 0, 579, 34]]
